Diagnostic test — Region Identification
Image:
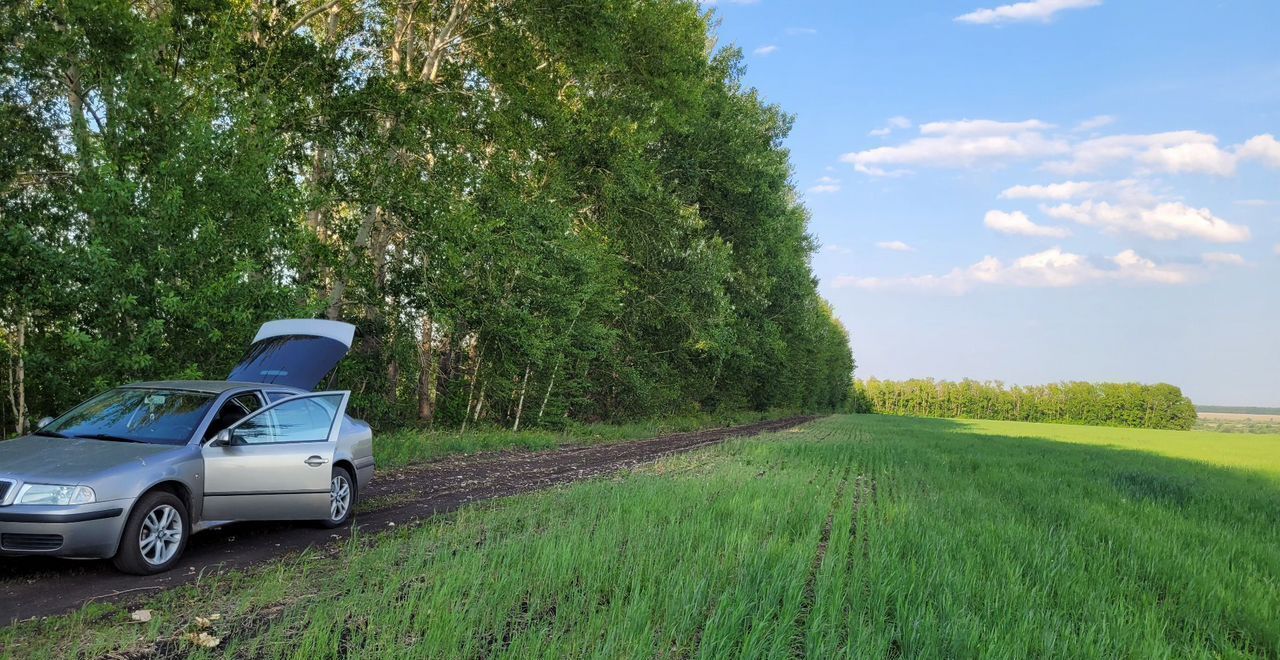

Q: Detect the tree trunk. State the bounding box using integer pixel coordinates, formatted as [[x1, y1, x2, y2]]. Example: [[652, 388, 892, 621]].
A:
[[10, 320, 26, 436], [325, 205, 378, 320], [536, 368, 556, 425], [468, 383, 486, 430], [419, 0, 471, 84], [418, 315, 436, 420], [513, 364, 531, 431], [386, 351, 399, 403], [461, 345, 482, 431]]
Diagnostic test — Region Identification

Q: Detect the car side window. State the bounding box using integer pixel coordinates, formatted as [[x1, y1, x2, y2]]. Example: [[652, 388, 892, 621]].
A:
[[231, 394, 342, 445], [266, 391, 294, 403], [204, 392, 264, 440]]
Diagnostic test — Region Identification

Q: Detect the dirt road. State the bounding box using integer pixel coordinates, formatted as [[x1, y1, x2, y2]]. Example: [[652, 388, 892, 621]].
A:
[[0, 416, 814, 625]]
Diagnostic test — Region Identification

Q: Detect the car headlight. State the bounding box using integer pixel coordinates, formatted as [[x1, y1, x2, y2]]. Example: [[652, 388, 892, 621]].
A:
[[16, 484, 96, 505]]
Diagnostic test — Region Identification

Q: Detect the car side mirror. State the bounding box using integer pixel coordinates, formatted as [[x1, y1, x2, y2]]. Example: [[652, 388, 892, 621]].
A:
[[36, 417, 54, 430], [210, 429, 234, 447]]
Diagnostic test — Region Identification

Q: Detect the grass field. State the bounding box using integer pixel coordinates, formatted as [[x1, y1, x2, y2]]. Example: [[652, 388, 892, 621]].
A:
[[1195, 412, 1280, 435], [4, 415, 1279, 658]]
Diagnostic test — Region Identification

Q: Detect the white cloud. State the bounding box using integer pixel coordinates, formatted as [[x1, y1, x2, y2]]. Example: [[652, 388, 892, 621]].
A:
[[876, 240, 915, 252], [918, 119, 1053, 136], [1237, 134, 1280, 168], [1274, 243, 1280, 256], [848, 119, 1280, 179], [842, 119, 1067, 174], [1201, 252, 1246, 266], [834, 247, 1187, 294], [1043, 131, 1224, 175], [1109, 249, 1189, 284], [999, 180, 1100, 200], [1140, 141, 1237, 176], [1074, 115, 1115, 132], [852, 163, 912, 177], [955, 0, 1102, 25], [998, 179, 1157, 205], [984, 210, 1072, 238], [868, 116, 912, 137], [1042, 200, 1250, 243], [807, 176, 841, 194], [785, 27, 818, 36], [822, 244, 852, 255], [753, 45, 778, 56], [1042, 131, 1280, 176]]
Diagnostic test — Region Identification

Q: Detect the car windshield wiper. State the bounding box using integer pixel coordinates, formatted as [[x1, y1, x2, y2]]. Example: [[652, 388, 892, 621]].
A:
[[33, 429, 67, 438], [72, 433, 146, 444]]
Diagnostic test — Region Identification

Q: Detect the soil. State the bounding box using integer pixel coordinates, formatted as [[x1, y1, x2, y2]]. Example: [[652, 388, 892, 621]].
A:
[[0, 416, 815, 625]]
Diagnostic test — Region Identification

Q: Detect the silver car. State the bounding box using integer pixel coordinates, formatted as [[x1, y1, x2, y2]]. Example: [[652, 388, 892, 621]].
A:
[[0, 320, 374, 574]]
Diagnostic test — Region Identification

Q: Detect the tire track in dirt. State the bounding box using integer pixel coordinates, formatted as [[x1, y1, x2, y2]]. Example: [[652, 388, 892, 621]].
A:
[[0, 416, 817, 625]]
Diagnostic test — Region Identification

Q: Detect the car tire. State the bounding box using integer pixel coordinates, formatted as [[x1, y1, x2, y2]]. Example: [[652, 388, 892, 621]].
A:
[[112, 491, 190, 575], [320, 466, 356, 529]]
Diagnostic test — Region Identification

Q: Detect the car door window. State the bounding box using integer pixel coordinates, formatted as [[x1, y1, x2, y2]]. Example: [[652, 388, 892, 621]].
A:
[[231, 394, 342, 445], [204, 392, 264, 440]]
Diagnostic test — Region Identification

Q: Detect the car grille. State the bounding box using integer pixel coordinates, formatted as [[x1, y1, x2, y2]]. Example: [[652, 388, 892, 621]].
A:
[[1, 534, 64, 551]]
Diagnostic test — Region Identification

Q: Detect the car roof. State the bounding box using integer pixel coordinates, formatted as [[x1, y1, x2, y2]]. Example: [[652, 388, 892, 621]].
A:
[[122, 380, 306, 394]]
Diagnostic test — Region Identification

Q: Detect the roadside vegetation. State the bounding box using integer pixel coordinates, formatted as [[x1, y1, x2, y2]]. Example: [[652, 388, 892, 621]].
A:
[[373, 408, 798, 469], [5, 415, 1277, 658], [0, 0, 852, 438], [850, 378, 1198, 430]]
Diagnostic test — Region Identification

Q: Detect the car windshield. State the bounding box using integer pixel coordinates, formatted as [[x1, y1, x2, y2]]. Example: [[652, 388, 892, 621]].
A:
[[43, 388, 216, 446]]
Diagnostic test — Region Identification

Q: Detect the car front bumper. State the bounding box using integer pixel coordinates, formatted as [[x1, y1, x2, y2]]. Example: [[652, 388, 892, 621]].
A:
[[0, 502, 131, 559]]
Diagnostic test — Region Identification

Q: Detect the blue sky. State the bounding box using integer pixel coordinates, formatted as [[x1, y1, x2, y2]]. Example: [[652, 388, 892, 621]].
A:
[[705, 0, 1280, 406]]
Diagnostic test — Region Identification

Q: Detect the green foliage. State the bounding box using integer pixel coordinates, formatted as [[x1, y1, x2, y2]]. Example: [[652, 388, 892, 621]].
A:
[[0, 0, 852, 433], [850, 378, 1198, 430]]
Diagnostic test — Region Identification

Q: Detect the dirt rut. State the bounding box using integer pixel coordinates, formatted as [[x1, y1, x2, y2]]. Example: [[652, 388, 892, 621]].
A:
[[0, 416, 815, 625]]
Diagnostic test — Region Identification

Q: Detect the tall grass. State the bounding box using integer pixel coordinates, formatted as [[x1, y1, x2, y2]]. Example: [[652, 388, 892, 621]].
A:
[[372, 409, 795, 469], [5, 416, 1278, 658]]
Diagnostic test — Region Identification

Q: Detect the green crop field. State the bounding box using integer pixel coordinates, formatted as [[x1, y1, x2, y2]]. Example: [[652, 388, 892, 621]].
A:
[[5, 415, 1279, 658]]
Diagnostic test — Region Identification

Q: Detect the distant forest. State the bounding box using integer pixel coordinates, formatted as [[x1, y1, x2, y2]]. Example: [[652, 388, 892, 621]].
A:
[[0, 1, 853, 435], [1196, 406, 1280, 416], [850, 379, 1198, 430]]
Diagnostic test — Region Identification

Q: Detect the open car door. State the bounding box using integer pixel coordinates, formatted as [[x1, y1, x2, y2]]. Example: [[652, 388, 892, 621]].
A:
[[228, 319, 356, 391], [201, 391, 350, 521]]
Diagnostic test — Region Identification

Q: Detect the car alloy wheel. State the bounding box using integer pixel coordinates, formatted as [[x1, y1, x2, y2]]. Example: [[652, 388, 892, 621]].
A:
[[139, 504, 183, 566], [114, 490, 189, 575], [330, 472, 352, 522]]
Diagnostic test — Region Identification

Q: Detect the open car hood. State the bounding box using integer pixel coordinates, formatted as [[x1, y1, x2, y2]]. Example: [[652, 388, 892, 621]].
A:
[[227, 319, 356, 391]]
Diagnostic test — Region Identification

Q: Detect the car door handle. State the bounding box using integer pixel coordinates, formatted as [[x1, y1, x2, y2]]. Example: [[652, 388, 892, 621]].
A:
[[305, 456, 329, 467]]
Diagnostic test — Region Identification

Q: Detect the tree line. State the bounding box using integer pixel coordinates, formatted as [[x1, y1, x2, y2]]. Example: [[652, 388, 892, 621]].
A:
[[0, 0, 854, 436], [849, 379, 1198, 430]]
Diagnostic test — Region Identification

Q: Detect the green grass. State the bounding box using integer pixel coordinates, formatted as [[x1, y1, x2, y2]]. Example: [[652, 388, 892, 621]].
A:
[[372, 409, 795, 469], [4, 415, 1279, 658], [948, 417, 1280, 476]]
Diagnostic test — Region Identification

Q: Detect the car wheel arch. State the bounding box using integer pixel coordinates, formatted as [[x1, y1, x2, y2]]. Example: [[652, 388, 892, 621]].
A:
[[108, 480, 194, 558], [333, 459, 357, 494], [145, 480, 194, 511]]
